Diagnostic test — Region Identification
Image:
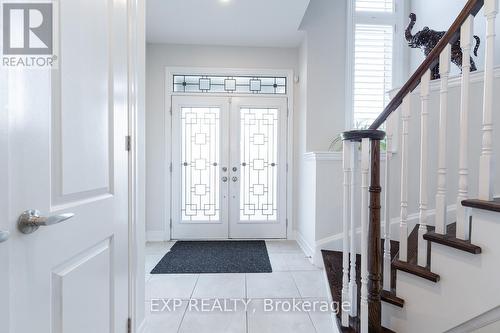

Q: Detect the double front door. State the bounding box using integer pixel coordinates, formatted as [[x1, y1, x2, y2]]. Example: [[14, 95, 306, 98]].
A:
[[172, 95, 288, 239]]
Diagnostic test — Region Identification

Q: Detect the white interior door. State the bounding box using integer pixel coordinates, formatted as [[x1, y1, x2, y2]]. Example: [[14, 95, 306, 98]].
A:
[[171, 95, 287, 240], [172, 96, 230, 239], [229, 97, 288, 239], [3, 0, 130, 332]]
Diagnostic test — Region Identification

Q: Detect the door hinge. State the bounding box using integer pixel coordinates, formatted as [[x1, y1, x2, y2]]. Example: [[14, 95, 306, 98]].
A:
[[125, 136, 131, 151], [170, 106, 172, 115], [286, 163, 289, 172], [169, 162, 173, 173], [127, 317, 132, 333]]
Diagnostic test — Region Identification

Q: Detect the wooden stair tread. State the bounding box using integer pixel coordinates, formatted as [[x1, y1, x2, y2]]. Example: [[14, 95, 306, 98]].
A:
[[462, 198, 500, 213], [381, 290, 404, 308], [423, 223, 481, 254], [322, 241, 401, 332], [392, 224, 440, 282], [392, 259, 440, 282], [404, 224, 433, 267]]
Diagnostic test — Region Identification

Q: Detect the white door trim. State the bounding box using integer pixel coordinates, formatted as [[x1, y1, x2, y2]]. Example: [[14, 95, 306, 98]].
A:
[[164, 67, 295, 241], [128, 0, 146, 332]]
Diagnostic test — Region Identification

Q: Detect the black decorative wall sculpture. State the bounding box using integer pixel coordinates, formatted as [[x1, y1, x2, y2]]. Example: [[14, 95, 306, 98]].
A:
[[406, 13, 480, 80]]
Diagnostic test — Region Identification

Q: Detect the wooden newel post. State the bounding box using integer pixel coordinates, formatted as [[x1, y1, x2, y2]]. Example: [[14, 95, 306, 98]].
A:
[[341, 129, 385, 333], [368, 138, 382, 332]]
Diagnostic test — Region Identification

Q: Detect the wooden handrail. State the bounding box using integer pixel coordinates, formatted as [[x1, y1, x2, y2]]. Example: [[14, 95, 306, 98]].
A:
[[369, 0, 484, 130], [341, 2, 488, 330]]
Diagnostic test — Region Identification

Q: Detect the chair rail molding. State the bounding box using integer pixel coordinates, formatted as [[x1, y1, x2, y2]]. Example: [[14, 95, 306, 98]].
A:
[[304, 151, 343, 161]]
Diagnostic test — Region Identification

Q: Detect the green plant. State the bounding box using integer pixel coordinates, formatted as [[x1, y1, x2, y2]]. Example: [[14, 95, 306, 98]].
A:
[[328, 121, 370, 152]]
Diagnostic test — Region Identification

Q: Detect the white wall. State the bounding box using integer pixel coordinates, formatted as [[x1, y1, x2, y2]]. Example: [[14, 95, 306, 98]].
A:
[[293, 0, 348, 256], [409, 0, 500, 73], [306, 68, 500, 262], [293, 37, 315, 251], [299, 0, 347, 151], [388, 69, 500, 220], [145, 43, 299, 239]]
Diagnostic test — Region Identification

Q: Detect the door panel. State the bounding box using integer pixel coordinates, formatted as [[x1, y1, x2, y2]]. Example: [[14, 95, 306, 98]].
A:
[[6, 0, 129, 332], [229, 97, 287, 239], [52, 239, 112, 333], [172, 96, 229, 239], [55, 0, 112, 199], [171, 95, 287, 240]]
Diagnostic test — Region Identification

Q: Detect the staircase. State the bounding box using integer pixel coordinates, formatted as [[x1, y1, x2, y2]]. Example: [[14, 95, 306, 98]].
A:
[[322, 0, 500, 331]]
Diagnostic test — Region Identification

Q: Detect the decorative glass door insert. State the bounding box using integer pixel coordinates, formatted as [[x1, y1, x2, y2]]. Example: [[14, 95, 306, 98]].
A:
[[181, 107, 220, 221], [239, 107, 278, 221]]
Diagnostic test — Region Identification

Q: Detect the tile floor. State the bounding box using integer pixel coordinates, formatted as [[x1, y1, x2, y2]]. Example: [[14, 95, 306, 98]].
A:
[[144, 240, 336, 333]]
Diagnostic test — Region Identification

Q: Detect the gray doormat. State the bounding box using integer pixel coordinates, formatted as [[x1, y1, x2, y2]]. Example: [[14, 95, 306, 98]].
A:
[[151, 240, 272, 274]]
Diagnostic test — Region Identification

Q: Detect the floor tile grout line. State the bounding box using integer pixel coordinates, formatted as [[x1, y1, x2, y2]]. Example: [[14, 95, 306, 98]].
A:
[[244, 273, 248, 333], [307, 311, 321, 333], [290, 270, 305, 299], [146, 241, 322, 332], [174, 303, 188, 333], [176, 274, 200, 333]]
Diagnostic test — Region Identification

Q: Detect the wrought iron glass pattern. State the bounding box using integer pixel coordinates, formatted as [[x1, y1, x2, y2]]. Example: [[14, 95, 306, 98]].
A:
[[240, 108, 278, 221], [181, 107, 220, 221], [173, 75, 286, 95]]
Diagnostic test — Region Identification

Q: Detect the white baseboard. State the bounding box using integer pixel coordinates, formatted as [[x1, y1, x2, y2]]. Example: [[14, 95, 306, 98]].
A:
[[146, 230, 167, 242], [295, 231, 315, 258]]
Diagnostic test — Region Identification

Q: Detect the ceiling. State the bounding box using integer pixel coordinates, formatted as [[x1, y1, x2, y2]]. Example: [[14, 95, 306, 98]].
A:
[[146, 0, 310, 48]]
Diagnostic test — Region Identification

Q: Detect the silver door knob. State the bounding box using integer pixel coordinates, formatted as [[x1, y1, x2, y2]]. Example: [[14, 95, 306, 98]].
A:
[[0, 230, 9, 243], [232, 176, 238, 182], [18, 209, 75, 234], [222, 176, 228, 182]]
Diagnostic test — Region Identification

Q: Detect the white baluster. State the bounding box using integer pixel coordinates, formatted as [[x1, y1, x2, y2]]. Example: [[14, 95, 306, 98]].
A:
[[479, 0, 498, 201], [360, 138, 370, 333], [349, 143, 359, 317], [435, 45, 452, 235], [383, 115, 393, 291], [457, 16, 474, 241], [399, 96, 411, 262], [418, 70, 431, 267], [342, 140, 352, 327]]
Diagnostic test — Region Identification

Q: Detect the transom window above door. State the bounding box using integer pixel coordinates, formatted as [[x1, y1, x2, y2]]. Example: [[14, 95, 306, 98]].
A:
[[173, 74, 287, 95]]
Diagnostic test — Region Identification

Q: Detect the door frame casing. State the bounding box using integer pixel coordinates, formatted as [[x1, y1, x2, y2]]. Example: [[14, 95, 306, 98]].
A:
[[128, 0, 147, 332], [164, 67, 295, 241]]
